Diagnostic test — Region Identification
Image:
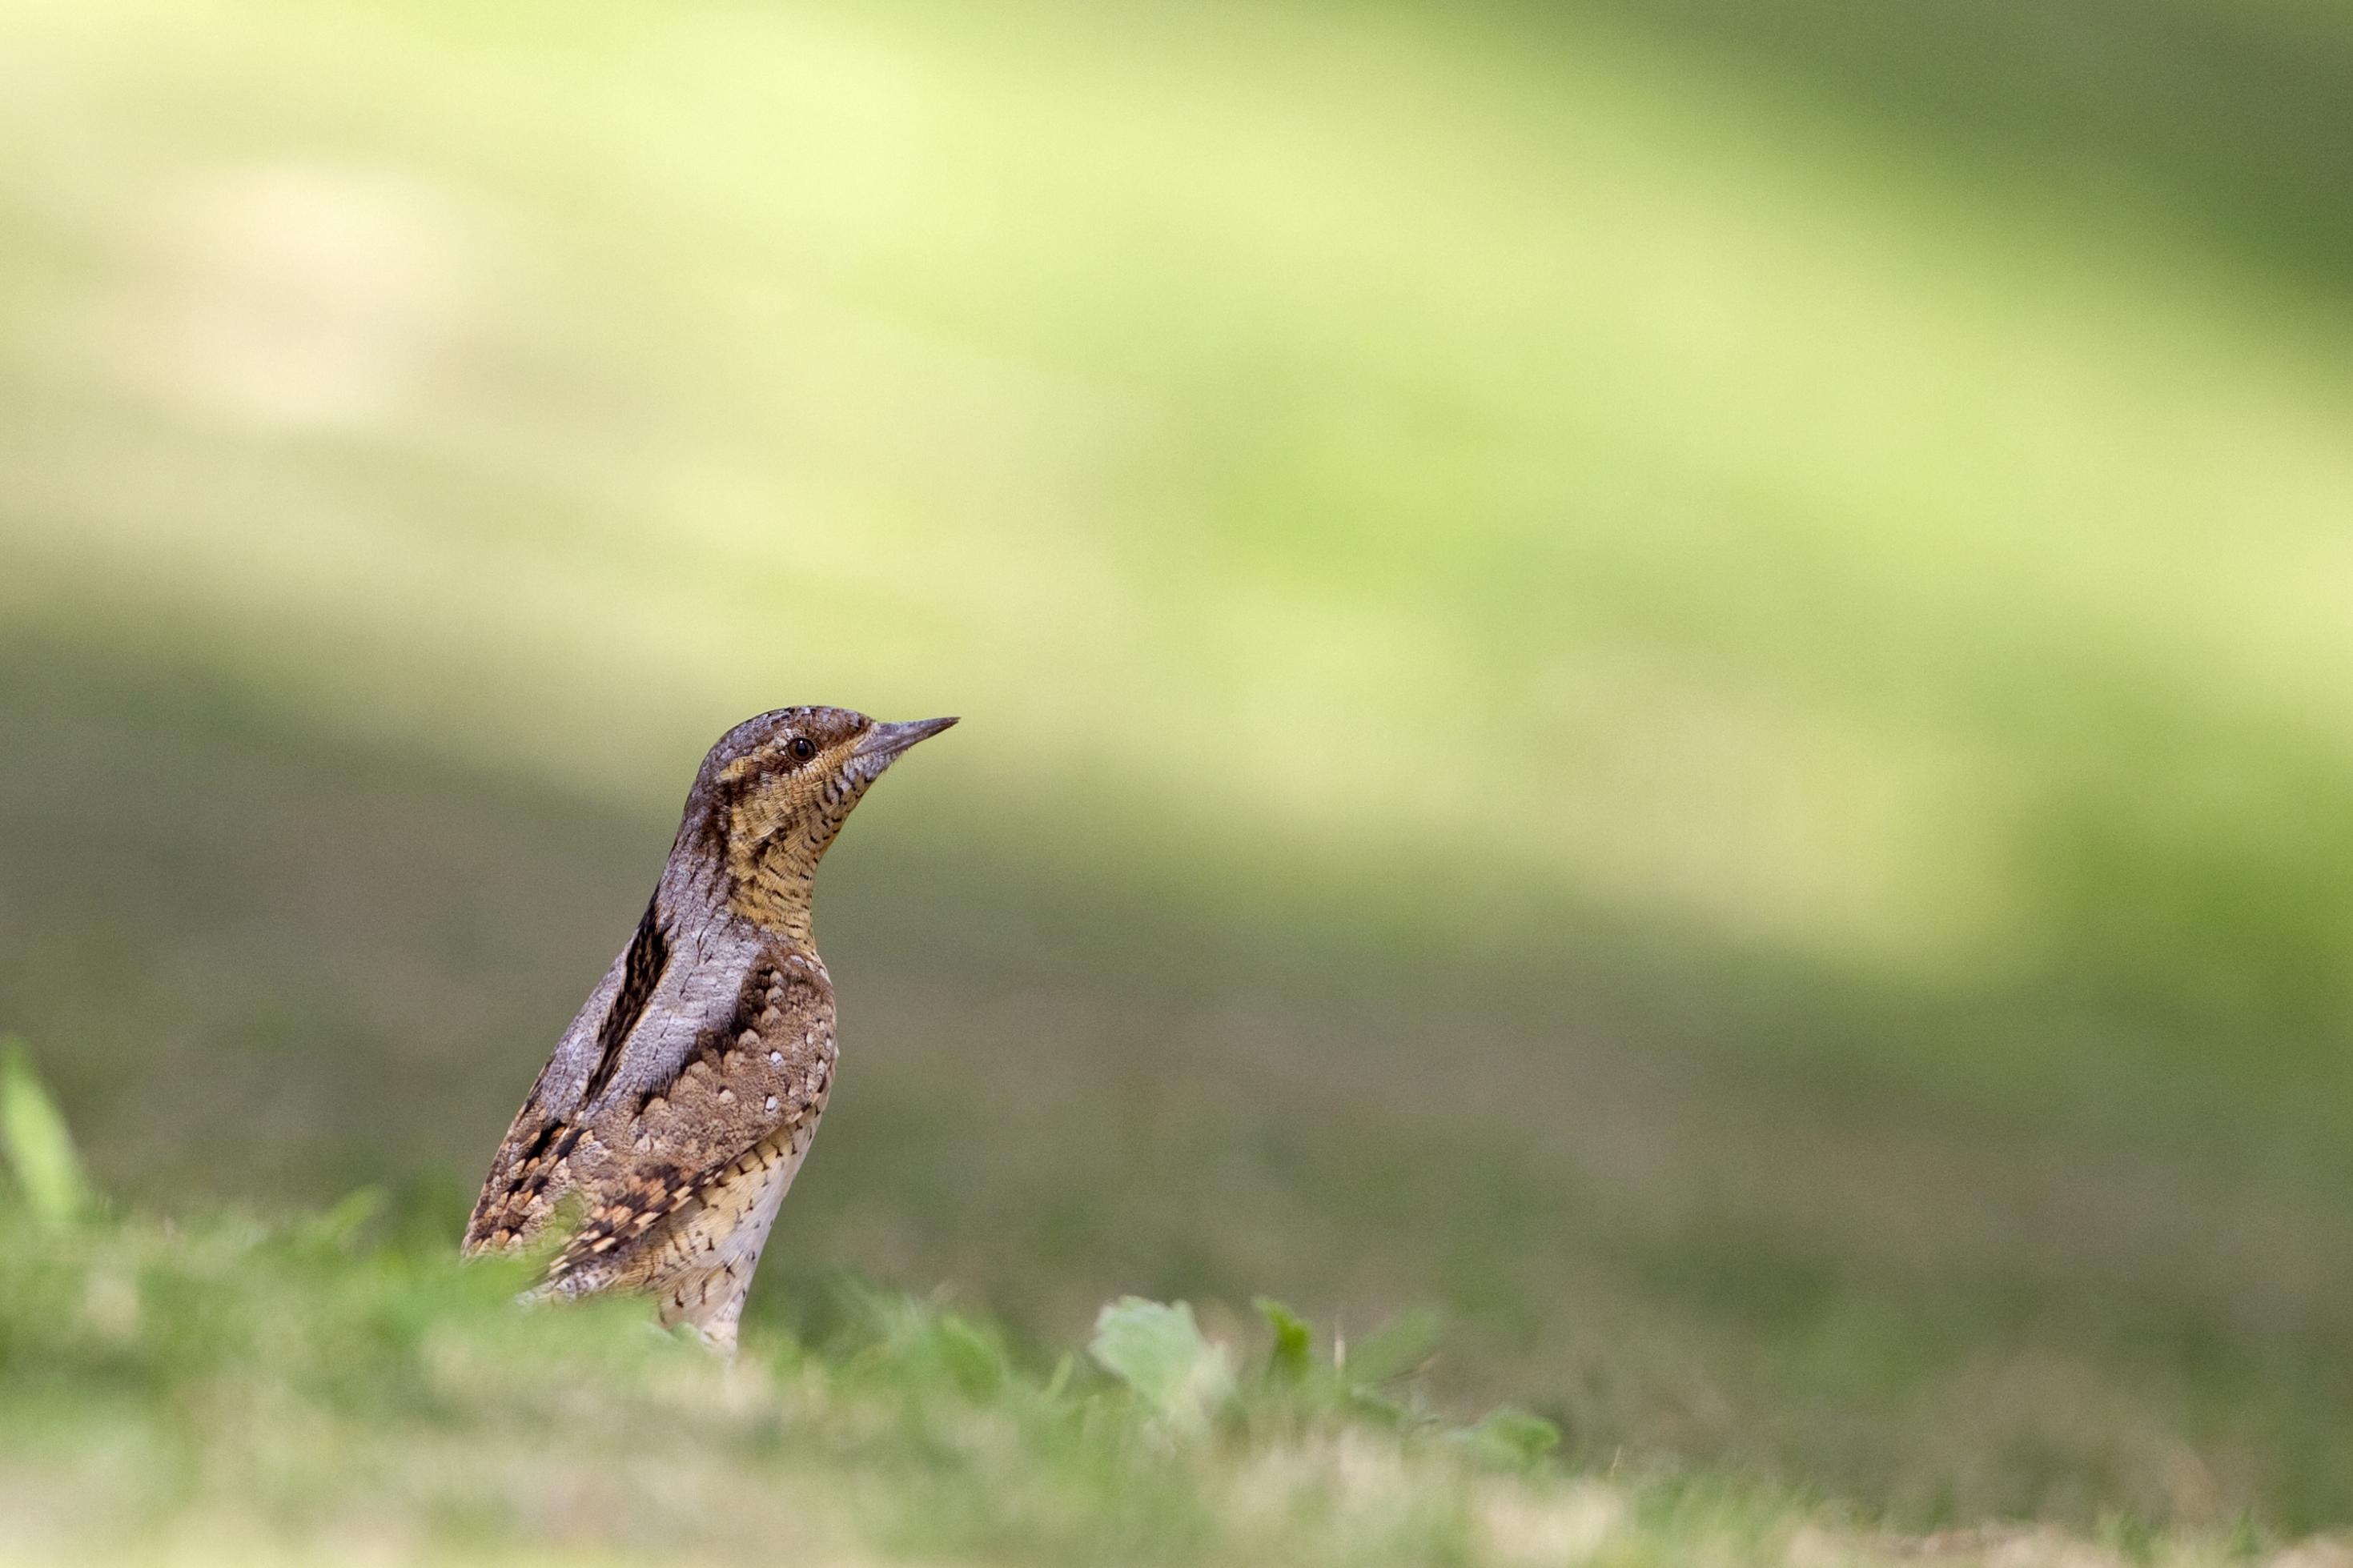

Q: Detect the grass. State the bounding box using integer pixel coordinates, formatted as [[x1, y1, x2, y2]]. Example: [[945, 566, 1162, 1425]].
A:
[[2, 0, 2352, 1550], [0, 1173, 2295, 1566], [0, 1068, 1622, 1566], [0, 1041, 2315, 1566]]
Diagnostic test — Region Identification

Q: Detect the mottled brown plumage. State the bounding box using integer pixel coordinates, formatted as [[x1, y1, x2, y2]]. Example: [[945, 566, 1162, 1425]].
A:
[[464, 705, 956, 1350]]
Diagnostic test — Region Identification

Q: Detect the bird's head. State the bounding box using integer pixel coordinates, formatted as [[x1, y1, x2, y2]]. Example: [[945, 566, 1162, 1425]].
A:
[[677, 706, 958, 938]]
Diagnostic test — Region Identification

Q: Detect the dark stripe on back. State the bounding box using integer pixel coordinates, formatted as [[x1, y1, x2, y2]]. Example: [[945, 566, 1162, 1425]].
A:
[[580, 896, 669, 1108]]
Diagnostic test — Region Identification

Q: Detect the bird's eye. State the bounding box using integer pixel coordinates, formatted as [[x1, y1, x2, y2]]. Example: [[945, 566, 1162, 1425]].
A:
[[788, 736, 818, 762]]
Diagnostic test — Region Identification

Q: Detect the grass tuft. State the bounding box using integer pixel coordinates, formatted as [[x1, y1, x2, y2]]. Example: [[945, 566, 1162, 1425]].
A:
[[0, 1037, 91, 1229]]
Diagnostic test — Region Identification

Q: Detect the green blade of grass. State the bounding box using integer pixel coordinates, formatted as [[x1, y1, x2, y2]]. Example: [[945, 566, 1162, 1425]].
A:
[[1, 1037, 91, 1227]]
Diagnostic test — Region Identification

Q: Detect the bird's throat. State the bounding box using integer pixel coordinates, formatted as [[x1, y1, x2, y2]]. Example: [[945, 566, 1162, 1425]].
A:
[[717, 772, 873, 945], [727, 839, 821, 944]]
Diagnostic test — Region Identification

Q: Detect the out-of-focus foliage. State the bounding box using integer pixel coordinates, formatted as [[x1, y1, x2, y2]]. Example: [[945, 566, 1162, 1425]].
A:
[[1, 1037, 91, 1227], [0, 1193, 2304, 1568], [1090, 1296, 1235, 1433], [2, 0, 2351, 1542]]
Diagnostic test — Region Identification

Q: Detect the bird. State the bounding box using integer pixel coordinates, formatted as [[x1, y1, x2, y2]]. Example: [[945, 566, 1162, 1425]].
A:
[[463, 705, 957, 1351]]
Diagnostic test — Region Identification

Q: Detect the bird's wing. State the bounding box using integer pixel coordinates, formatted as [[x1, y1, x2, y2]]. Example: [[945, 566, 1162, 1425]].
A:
[[461, 900, 646, 1254], [544, 945, 838, 1289], [464, 909, 837, 1270]]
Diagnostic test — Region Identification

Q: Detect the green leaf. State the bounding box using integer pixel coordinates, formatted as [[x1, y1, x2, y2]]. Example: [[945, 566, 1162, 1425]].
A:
[[1253, 1295, 1313, 1382], [1466, 1406, 1561, 1469], [1090, 1297, 1234, 1432], [1, 1037, 90, 1227], [1341, 1305, 1443, 1388]]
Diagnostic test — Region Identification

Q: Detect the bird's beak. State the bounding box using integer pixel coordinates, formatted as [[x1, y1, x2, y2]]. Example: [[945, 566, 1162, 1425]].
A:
[[853, 716, 959, 762]]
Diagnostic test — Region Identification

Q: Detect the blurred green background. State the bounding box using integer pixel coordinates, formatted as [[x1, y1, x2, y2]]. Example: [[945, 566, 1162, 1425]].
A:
[[4, 0, 2352, 1534]]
